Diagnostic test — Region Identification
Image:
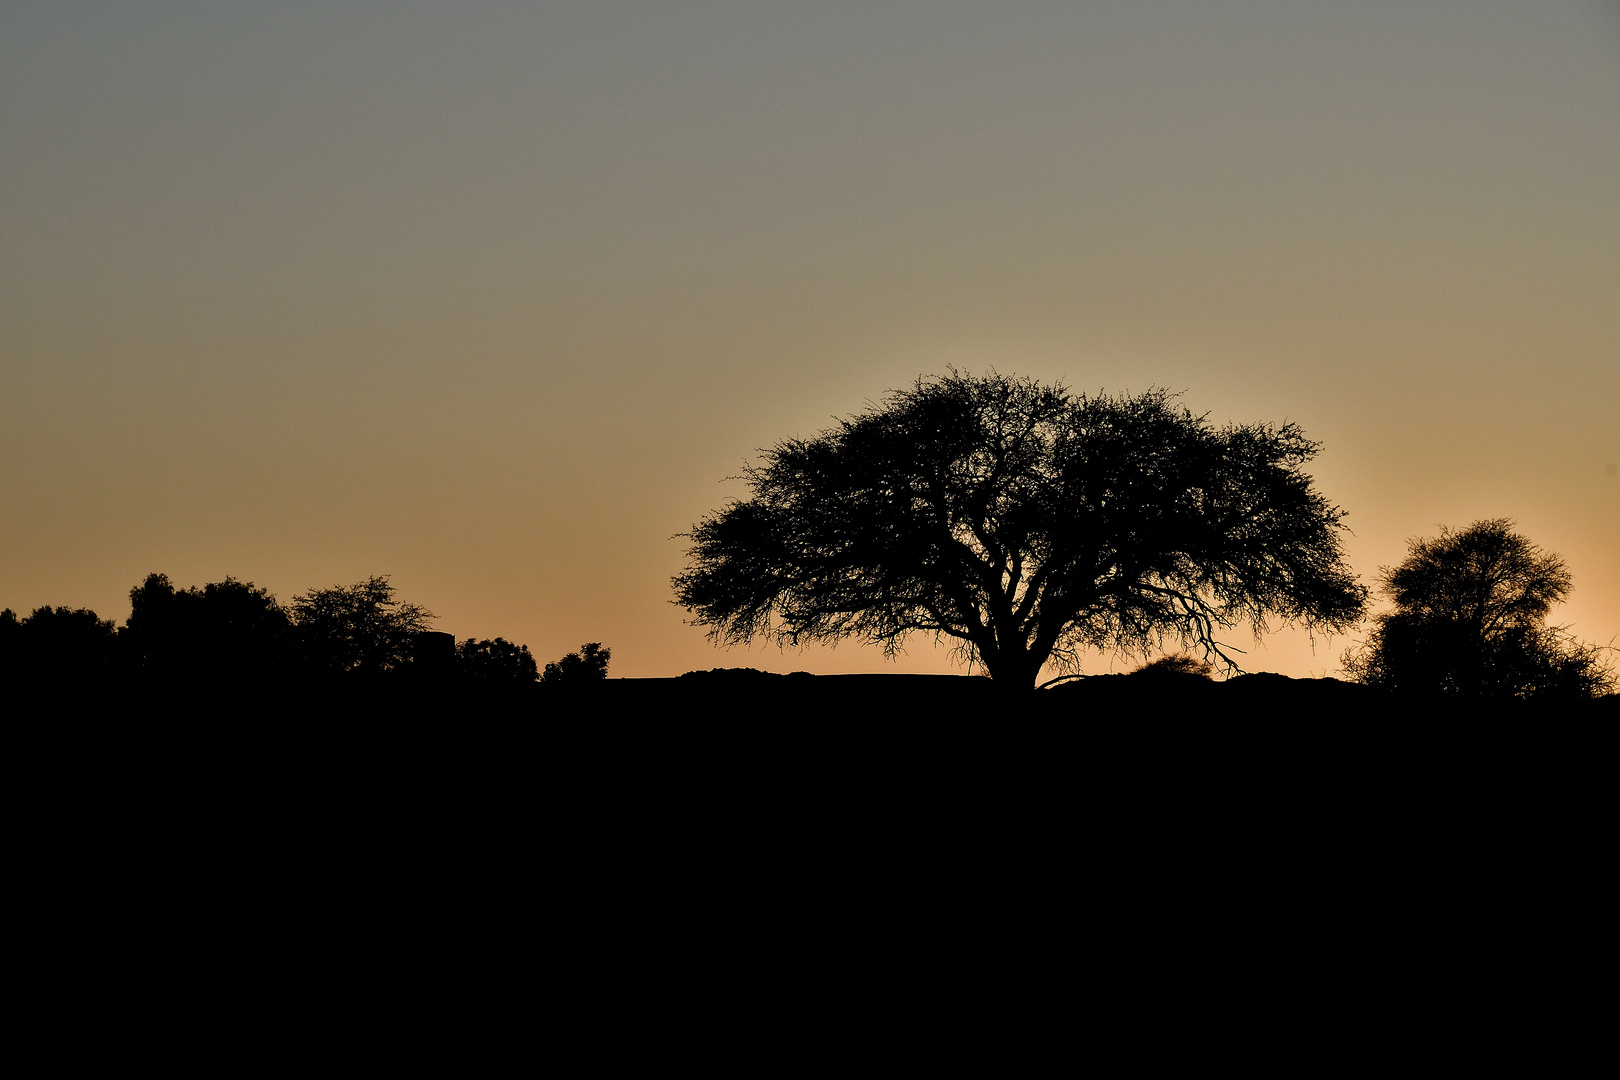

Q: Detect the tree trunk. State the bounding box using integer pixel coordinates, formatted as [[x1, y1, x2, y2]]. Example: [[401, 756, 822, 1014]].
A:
[[983, 645, 1045, 695]]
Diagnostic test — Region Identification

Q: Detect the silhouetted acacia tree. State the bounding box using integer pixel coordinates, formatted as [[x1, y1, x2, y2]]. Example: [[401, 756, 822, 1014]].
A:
[[123, 573, 291, 682], [457, 637, 540, 683], [541, 643, 610, 683], [675, 371, 1366, 691], [292, 576, 434, 676], [1343, 519, 1615, 700]]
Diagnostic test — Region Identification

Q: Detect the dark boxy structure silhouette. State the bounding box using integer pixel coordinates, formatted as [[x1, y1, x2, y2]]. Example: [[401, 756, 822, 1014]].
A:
[[413, 631, 458, 678], [675, 371, 1367, 690]]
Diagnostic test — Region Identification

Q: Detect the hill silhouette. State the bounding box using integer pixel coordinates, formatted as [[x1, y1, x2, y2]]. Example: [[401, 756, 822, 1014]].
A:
[[12, 631, 1610, 1037]]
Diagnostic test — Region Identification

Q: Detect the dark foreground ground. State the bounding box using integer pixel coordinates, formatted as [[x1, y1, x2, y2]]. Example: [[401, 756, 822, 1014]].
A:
[[13, 670, 1614, 1033]]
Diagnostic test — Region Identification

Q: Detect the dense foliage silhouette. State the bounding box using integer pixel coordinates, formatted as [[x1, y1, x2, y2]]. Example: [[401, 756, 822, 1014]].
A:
[[0, 572, 585, 700], [457, 637, 540, 683], [541, 642, 611, 683], [675, 371, 1366, 690], [1132, 654, 1214, 680], [1343, 520, 1615, 700], [0, 604, 119, 686], [124, 573, 293, 683]]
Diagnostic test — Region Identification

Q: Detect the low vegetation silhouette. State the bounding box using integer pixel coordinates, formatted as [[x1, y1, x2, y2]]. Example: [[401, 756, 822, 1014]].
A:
[[675, 370, 1367, 691], [541, 643, 611, 684], [1131, 654, 1215, 680], [1, 573, 607, 696], [458, 637, 541, 683], [1343, 519, 1615, 701]]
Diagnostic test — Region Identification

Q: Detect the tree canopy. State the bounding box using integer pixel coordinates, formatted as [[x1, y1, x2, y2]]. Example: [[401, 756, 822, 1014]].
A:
[[0, 604, 119, 686], [675, 371, 1366, 689], [457, 637, 540, 683], [124, 573, 292, 681], [541, 642, 611, 683], [4, 572, 575, 696], [1343, 519, 1614, 700], [291, 575, 435, 676]]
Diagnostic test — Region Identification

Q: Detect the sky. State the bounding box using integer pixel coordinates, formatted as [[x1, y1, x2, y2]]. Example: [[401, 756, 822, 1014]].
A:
[[3, 1, 1616, 680]]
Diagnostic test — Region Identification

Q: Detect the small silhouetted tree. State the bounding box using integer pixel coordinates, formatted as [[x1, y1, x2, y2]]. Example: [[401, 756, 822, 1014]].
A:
[[291, 576, 434, 676], [541, 643, 610, 684], [675, 371, 1366, 691], [457, 637, 540, 683], [1343, 519, 1615, 700]]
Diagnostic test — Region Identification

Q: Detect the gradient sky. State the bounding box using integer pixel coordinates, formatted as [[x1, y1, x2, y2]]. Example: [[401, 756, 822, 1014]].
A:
[[3, 1, 1616, 680]]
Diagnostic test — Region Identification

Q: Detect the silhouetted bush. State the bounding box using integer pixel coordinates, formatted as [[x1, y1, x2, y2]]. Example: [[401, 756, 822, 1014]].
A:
[[1129, 655, 1214, 680], [1343, 520, 1615, 700], [677, 667, 814, 681], [457, 637, 539, 683], [541, 643, 610, 684]]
